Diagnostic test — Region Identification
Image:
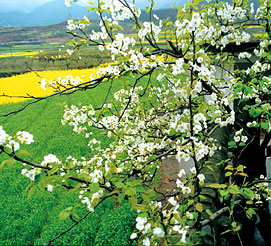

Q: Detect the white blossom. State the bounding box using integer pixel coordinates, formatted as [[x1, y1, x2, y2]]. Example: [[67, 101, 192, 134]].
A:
[[142, 238, 150, 246], [47, 184, 53, 192], [153, 227, 165, 237], [197, 174, 205, 182], [168, 197, 177, 206]]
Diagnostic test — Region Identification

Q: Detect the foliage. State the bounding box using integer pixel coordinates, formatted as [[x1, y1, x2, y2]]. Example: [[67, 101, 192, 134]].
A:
[[1, 0, 271, 245], [94, 202, 137, 246]]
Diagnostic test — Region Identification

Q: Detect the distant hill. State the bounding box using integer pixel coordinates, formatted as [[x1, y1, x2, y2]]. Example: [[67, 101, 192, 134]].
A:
[[0, 0, 261, 28], [0, 0, 182, 27], [140, 8, 178, 22], [0, 7, 178, 45], [0, 0, 97, 27]]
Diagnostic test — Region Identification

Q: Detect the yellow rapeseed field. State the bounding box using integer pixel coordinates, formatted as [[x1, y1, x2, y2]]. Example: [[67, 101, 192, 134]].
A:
[[0, 68, 100, 104], [0, 51, 43, 58]]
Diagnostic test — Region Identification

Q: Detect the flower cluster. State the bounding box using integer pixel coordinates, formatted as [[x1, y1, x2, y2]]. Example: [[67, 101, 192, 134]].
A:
[[99, 0, 140, 21], [81, 190, 104, 212], [0, 126, 9, 145], [66, 16, 90, 31], [234, 129, 248, 143], [131, 199, 192, 245], [217, 2, 247, 22], [175, 12, 203, 38], [0, 126, 34, 152], [21, 168, 41, 181], [105, 33, 136, 56], [40, 74, 86, 90], [138, 21, 162, 41], [16, 131, 34, 145], [41, 154, 61, 166]]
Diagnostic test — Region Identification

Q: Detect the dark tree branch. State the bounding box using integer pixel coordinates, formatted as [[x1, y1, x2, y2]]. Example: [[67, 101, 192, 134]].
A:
[[200, 200, 241, 227], [0, 146, 110, 189]]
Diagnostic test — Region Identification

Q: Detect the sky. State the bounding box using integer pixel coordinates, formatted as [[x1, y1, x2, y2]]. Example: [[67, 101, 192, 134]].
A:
[[0, 0, 54, 12], [0, 0, 178, 13], [0, 0, 91, 12]]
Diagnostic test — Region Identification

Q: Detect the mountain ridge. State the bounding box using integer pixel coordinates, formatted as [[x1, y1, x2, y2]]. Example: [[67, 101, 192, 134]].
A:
[[0, 0, 96, 27], [0, 0, 180, 27]]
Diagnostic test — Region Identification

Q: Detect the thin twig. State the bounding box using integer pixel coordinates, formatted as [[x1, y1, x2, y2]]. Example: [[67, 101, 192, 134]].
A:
[[45, 192, 116, 245]]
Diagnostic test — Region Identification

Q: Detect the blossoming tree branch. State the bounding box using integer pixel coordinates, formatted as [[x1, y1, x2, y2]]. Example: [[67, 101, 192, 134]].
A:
[[1, 0, 271, 245]]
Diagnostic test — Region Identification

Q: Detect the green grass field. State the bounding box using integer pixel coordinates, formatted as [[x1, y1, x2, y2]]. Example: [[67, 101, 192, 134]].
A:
[[0, 43, 64, 54], [0, 46, 112, 78], [0, 76, 137, 245]]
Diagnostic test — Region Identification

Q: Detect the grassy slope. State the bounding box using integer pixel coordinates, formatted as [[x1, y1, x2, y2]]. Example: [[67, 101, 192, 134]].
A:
[[0, 77, 136, 245]]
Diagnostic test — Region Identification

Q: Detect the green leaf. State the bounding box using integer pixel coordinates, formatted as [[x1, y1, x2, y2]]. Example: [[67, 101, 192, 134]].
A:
[[128, 196, 137, 209], [221, 229, 231, 235], [59, 207, 73, 220], [118, 193, 125, 203], [124, 187, 137, 196], [234, 225, 241, 232], [0, 159, 8, 169], [136, 186, 145, 192], [241, 188, 255, 199], [146, 189, 157, 200], [261, 122, 269, 131], [28, 185, 37, 198], [72, 183, 83, 192], [193, 0, 201, 5], [1, 158, 15, 169], [205, 165, 214, 172], [228, 141, 237, 148], [225, 172, 232, 177], [48, 167, 59, 176], [228, 185, 240, 195], [59, 211, 70, 220], [246, 208, 256, 219], [141, 193, 151, 203], [115, 24, 123, 31], [38, 181, 45, 190], [206, 183, 226, 189], [236, 165, 244, 172], [195, 202, 203, 213], [18, 149, 30, 156], [230, 200, 235, 210], [206, 209, 214, 217], [249, 108, 262, 117], [187, 200, 194, 206], [88, 7, 96, 12], [131, 203, 147, 211], [220, 190, 228, 197], [199, 195, 207, 200], [128, 179, 143, 187], [88, 183, 100, 193], [115, 182, 125, 188]]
